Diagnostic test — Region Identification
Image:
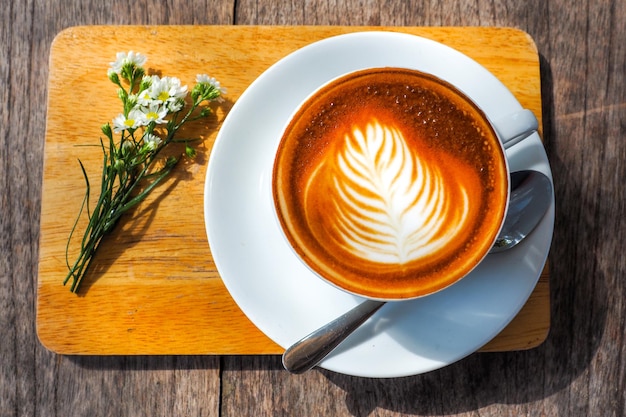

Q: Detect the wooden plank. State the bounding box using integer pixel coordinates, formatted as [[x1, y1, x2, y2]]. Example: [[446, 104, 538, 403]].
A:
[[37, 25, 548, 354]]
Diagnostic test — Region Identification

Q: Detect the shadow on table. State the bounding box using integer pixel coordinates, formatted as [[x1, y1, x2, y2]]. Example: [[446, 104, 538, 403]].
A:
[[66, 355, 221, 372], [317, 53, 608, 416]]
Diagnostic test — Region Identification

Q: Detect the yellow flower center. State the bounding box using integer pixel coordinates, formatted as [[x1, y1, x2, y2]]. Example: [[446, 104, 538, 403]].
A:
[[124, 119, 135, 127], [158, 91, 170, 101], [146, 111, 159, 120]]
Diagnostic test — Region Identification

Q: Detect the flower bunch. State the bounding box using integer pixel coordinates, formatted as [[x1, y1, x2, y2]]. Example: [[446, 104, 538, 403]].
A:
[[64, 51, 225, 293]]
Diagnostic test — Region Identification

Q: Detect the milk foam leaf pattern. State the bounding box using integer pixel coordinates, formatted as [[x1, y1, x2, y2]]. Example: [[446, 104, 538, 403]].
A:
[[63, 52, 226, 293], [330, 120, 471, 264]]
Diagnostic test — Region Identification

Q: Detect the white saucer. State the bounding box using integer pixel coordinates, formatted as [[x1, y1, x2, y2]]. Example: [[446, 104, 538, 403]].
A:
[[204, 31, 554, 378]]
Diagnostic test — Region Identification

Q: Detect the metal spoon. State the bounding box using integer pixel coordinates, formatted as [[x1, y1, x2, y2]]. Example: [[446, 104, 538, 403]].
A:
[[282, 169, 553, 374]]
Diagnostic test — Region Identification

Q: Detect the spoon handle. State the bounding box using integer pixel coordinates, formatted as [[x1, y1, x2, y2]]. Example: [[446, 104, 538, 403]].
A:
[[282, 299, 385, 374]]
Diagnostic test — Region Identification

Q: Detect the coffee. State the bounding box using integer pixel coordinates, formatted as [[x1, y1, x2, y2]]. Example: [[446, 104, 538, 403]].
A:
[[273, 67, 508, 299]]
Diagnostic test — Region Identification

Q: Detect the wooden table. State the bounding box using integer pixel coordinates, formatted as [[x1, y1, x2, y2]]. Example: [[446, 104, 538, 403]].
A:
[[2, 1, 624, 416]]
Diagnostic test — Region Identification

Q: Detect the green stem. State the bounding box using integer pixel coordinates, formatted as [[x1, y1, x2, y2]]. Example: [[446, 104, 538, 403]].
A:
[[64, 70, 221, 293]]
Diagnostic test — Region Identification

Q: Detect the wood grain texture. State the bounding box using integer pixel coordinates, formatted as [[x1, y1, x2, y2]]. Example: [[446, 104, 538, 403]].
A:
[[37, 25, 548, 356], [2, 0, 626, 416]]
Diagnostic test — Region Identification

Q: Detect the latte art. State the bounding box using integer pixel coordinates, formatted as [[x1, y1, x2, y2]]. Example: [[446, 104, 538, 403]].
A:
[[307, 120, 471, 264], [273, 67, 509, 299]]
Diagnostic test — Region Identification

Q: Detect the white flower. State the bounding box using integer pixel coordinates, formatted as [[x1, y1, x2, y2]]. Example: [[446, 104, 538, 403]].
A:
[[137, 89, 154, 107], [143, 133, 162, 150], [112, 109, 144, 133], [137, 103, 168, 125], [109, 51, 147, 73], [148, 75, 188, 104], [136, 76, 155, 106], [196, 74, 227, 95], [166, 99, 184, 113]]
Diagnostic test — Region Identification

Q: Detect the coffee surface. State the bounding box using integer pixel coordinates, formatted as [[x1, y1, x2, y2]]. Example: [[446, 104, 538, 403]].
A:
[[273, 68, 508, 299]]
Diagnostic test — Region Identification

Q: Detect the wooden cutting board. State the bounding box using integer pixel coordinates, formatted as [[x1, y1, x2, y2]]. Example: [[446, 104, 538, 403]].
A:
[[37, 25, 550, 355]]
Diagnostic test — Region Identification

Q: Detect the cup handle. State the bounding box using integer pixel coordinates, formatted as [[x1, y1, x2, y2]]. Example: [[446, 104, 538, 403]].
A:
[[492, 109, 538, 149]]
